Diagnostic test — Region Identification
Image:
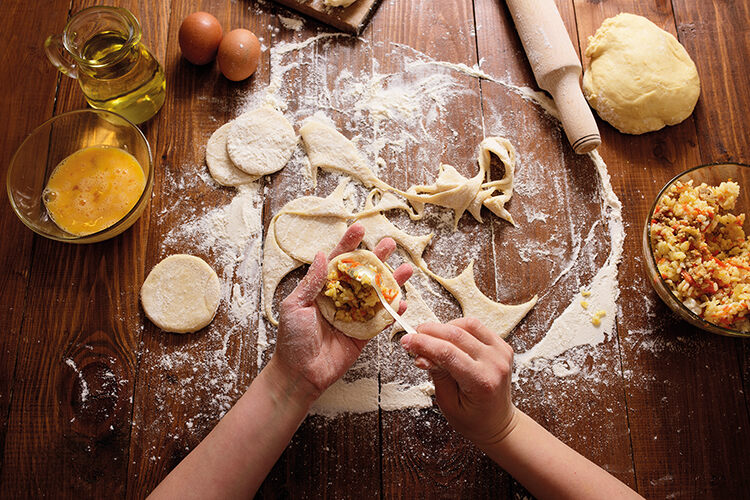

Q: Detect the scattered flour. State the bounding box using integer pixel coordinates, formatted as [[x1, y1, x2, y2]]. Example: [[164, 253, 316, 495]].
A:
[[512, 150, 624, 378], [310, 378, 435, 417], [65, 358, 90, 403], [155, 31, 624, 419], [163, 183, 264, 327], [278, 14, 304, 31]]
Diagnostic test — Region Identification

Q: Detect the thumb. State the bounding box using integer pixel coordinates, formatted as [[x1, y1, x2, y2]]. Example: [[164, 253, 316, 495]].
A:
[[288, 252, 328, 307]]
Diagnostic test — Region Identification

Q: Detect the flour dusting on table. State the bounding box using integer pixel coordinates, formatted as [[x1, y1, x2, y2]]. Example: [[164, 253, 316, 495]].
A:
[[151, 31, 624, 421]]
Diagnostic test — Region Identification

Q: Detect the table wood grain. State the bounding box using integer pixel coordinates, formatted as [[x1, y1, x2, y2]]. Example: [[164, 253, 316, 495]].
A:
[[2, 0, 750, 498]]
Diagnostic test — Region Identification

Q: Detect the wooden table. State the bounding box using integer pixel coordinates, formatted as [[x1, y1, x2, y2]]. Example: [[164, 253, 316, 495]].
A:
[[2, 0, 750, 498]]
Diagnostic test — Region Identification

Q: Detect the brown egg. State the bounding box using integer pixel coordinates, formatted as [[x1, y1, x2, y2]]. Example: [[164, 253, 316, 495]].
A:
[[179, 12, 223, 65], [217, 29, 261, 82]]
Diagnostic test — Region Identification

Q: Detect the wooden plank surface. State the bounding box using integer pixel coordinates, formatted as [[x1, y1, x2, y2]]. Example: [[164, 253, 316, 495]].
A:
[[1, 0, 750, 498], [0, 0, 70, 482]]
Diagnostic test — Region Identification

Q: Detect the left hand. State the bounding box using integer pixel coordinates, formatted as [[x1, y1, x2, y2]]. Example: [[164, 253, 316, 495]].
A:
[[273, 223, 412, 398]]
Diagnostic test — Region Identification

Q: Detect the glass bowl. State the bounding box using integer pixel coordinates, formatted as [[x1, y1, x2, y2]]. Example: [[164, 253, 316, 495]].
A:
[[7, 109, 153, 243], [642, 163, 750, 337]]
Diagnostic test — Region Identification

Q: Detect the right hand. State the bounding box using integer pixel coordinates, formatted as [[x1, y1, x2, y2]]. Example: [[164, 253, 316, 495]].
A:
[[400, 317, 517, 449]]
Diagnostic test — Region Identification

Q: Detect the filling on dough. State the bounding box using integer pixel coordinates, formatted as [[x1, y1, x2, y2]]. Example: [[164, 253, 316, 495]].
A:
[[324, 260, 397, 322]]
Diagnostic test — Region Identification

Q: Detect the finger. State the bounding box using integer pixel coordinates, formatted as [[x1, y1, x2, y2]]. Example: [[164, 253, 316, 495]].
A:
[[447, 317, 497, 346], [417, 322, 485, 359], [430, 366, 460, 414], [400, 333, 480, 390], [396, 300, 407, 315], [414, 356, 433, 370], [392, 263, 412, 286], [328, 223, 365, 259], [284, 251, 328, 308], [372, 237, 396, 261]]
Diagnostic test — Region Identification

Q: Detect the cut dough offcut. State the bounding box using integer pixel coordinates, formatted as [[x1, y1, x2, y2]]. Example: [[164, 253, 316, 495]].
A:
[[582, 13, 700, 134], [430, 261, 537, 338], [262, 218, 302, 326], [273, 182, 351, 263], [227, 106, 298, 176], [390, 281, 440, 337], [206, 122, 258, 186], [141, 254, 221, 334], [317, 250, 402, 340], [299, 119, 388, 189]]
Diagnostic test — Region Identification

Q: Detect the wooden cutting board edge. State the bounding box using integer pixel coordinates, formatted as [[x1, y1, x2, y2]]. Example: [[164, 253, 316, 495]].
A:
[[271, 0, 383, 34]]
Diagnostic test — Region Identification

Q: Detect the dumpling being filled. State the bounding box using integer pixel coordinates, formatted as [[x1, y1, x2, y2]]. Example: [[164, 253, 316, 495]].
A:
[[317, 249, 401, 340]]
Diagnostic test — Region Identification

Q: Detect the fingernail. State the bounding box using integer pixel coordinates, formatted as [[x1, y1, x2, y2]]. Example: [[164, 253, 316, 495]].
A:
[[400, 334, 413, 347], [414, 357, 433, 370]]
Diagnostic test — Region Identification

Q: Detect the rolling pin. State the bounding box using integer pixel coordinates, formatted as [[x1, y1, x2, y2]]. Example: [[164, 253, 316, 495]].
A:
[[505, 0, 600, 154]]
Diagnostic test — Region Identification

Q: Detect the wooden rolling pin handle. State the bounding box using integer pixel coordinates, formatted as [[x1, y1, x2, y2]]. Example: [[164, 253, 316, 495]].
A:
[[505, 0, 601, 154], [546, 68, 601, 154]]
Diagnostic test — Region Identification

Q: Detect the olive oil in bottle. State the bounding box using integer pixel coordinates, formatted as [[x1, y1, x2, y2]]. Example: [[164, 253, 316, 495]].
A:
[[44, 7, 166, 124], [77, 30, 166, 124]]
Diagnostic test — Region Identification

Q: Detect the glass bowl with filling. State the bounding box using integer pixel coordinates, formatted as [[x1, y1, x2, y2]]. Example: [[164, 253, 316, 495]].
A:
[[7, 109, 153, 243], [643, 163, 750, 336], [317, 249, 401, 340]]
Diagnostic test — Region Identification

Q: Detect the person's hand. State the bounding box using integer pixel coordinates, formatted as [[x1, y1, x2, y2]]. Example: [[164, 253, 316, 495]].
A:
[[400, 317, 517, 449], [273, 223, 412, 398]]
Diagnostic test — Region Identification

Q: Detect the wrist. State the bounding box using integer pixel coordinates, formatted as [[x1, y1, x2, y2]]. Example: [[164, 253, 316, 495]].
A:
[[262, 355, 320, 412], [475, 405, 520, 453]]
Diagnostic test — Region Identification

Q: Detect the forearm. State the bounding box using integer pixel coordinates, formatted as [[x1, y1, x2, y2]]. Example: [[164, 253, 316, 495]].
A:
[[148, 356, 317, 499], [483, 410, 642, 500]]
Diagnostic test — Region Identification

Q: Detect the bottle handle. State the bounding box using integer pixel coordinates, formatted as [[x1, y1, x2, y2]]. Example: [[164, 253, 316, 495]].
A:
[[44, 34, 78, 79]]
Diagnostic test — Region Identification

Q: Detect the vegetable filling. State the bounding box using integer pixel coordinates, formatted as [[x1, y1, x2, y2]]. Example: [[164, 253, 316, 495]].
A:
[[323, 260, 397, 322]]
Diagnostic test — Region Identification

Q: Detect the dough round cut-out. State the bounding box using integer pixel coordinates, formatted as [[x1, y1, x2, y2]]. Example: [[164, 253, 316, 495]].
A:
[[206, 122, 258, 186], [582, 13, 700, 135], [141, 254, 221, 334], [316, 249, 401, 340], [226, 106, 297, 176]]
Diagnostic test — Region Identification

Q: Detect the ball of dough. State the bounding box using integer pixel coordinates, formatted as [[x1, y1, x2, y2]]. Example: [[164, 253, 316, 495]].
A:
[[141, 254, 221, 334], [316, 250, 401, 340], [226, 106, 297, 176], [206, 122, 258, 186], [582, 13, 700, 135]]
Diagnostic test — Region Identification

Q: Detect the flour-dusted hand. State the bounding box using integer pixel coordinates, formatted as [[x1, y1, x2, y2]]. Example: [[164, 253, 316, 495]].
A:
[[400, 317, 517, 448], [274, 223, 412, 397]]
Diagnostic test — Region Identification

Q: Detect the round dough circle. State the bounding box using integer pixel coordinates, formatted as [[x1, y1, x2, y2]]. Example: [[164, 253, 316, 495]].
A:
[[316, 250, 401, 340], [141, 254, 221, 334], [206, 122, 258, 186], [582, 13, 700, 135], [226, 106, 297, 176]]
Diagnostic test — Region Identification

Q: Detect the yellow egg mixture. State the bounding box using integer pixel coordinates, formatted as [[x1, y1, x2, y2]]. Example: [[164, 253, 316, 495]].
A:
[[43, 145, 145, 236]]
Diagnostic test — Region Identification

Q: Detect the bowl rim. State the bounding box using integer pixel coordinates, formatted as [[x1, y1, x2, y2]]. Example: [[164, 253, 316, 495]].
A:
[[6, 108, 153, 243], [644, 161, 750, 336]]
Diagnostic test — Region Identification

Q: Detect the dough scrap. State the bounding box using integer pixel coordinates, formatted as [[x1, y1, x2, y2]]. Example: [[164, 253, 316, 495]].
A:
[[141, 254, 221, 334], [299, 119, 388, 189], [274, 183, 351, 263], [206, 122, 258, 186], [262, 182, 351, 325], [300, 119, 517, 229], [316, 249, 402, 340], [582, 13, 700, 135], [407, 136, 517, 228], [390, 281, 440, 337], [430, 261, 537, 338], [227, 106, 298, 175], [262, 217, 302, 326], [262, 132, 531, 336], [357, 192, 433, 267], [473, 136, 516, 224]]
